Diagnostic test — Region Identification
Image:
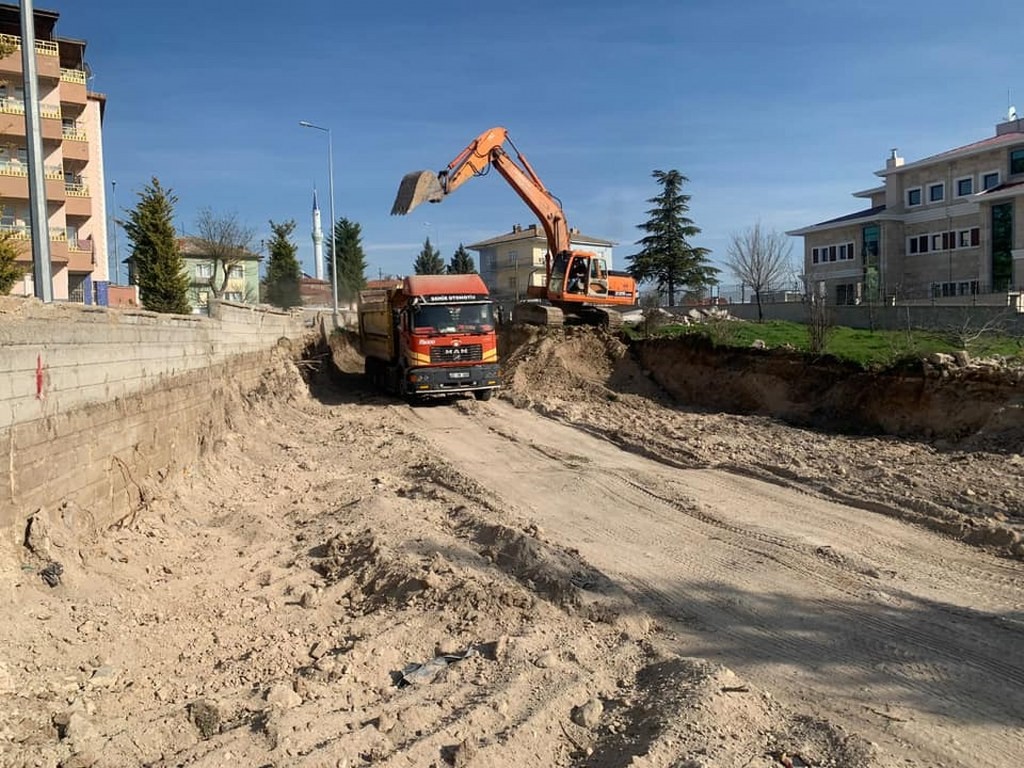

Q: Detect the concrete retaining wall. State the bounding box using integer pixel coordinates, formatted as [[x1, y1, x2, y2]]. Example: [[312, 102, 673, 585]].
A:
[[0, 298, 310, 541]]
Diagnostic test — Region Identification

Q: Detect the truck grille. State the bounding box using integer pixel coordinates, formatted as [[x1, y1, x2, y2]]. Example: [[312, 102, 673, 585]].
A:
[[430, 344, 483, 363]]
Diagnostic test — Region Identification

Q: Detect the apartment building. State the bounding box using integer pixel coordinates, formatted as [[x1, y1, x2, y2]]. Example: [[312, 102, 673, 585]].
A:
[[0, 3, 108, 303], [789, 114, 1024, 305], [468, 223, 615, 303]]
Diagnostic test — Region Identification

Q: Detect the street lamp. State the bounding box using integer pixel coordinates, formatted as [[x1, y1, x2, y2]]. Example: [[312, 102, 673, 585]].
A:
[[299, 120, 340, 329]]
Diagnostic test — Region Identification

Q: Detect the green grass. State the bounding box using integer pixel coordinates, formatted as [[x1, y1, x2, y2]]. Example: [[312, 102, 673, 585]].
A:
[[626, 319, 1024, 368]]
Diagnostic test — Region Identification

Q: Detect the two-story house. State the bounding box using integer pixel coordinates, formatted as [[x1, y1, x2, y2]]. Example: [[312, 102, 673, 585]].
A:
[[789, 113, 1024, 304], [468, 223, 615, 304], [179, 237, 260, 313]]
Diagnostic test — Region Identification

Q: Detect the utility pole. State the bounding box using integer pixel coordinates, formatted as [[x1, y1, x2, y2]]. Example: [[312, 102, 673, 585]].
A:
[[110, 180, 120, 284], [20, 0, 52, 301]]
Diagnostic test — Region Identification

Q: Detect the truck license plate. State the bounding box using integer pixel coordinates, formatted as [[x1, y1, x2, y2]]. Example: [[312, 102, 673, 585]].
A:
[[449, 371, 470, 379]]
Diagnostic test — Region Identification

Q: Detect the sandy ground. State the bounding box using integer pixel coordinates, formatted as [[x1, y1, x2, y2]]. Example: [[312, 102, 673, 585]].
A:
[[1, 330, 1022, 768]]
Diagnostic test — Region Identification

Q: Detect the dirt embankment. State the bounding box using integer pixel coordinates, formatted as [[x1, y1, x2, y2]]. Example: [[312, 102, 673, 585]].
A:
[[497, 326, 1024, 559]]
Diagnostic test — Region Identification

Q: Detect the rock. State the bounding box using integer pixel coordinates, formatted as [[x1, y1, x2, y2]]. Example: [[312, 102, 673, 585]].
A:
[[375, 711, 397, 733], [436, 638, 461, 656], [447, 738, 478, 767], [927, 352, 955, 366], [571, 697, 603, 728], [266, 683, 302, 709], [751, 339, 766, 350], [534, 651, 557, 669], [953, 349, 972, 367], [88, 666, 118, 689], [188, 699, 221, 739], [62, 750, 99, 768], [309, 640, 330, 659], [24, 510, 52, 558], [300, 590, 320, 609]]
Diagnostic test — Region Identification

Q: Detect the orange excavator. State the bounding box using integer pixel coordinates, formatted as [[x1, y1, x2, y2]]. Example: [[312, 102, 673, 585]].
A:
[[391, 127, 637, 327]]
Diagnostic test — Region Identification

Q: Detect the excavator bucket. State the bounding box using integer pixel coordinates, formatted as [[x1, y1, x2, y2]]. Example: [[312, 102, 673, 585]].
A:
[[391, 171, 445, 215]]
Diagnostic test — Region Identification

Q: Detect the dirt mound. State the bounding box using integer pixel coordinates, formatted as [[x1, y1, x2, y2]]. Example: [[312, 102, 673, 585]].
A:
[[328, 329, 366, 375], [500, 325, 663, 406]]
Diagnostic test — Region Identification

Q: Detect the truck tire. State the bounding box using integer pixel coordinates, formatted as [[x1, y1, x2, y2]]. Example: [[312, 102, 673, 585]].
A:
[[474, 389, 494, 402]]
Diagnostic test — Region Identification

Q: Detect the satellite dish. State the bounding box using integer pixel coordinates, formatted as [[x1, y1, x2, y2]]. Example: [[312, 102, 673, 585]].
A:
[[1009, 105, 1018, 121]]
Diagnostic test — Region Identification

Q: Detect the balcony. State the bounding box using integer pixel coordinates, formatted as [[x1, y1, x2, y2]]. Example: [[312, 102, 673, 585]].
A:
[[0, 100, 63, 141], [67, 239, 94, 271], [0, 34, 60, 80], [5, 224, 71, 264], [64, 181, 92, 217], [59, 69, 87, 105], [0, 161, 66, 200]]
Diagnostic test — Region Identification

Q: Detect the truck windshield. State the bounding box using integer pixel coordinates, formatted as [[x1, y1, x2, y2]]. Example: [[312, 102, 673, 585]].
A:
[[411, 303, 495, 334]]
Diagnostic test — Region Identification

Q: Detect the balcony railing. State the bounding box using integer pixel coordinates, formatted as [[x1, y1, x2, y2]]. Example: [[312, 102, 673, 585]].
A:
[[60, 68, 87, 84], [0, 97, 61, 119], [65, 180, 89, 197], [0, 223, 68, 241], [61, 125, 87, 141], [0, 160, 65, 180], [0, 34, 59, 57]]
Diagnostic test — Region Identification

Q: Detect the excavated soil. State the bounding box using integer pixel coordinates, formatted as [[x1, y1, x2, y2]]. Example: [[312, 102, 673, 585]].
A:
[[1, 326, 1022, 767], [499, 326, 1024, 557]]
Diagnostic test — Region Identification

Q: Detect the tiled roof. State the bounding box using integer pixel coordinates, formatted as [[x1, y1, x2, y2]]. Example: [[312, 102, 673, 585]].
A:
[[880, 132, 1023, 174], [814, 205, 886, 227]]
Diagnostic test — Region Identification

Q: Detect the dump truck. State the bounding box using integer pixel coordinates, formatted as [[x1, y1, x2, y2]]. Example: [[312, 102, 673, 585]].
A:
[[391, 126, 637, 327], [357, 274, 500, 401]]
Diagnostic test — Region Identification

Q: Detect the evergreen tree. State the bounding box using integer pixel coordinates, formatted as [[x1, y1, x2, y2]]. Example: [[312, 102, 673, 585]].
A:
[[325, 218, 367, 304], [0, 230, 26, 295], [447, 243, 476, 274], [627, 170, 717, 306], [263, 219, 302, 309], [122, 177, 190, 314], [413, 236, 445, 275]]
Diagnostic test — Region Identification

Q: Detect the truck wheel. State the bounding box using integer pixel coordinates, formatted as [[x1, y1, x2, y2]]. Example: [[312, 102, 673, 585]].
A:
[[474, 389, 493, 402]]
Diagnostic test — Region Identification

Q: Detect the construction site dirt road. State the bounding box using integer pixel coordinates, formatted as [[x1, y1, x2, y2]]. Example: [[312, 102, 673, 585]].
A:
[[2, 328, 1022, 768]]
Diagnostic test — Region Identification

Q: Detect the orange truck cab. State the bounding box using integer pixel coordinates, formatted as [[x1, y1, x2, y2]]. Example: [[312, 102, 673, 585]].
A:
[[357, 274, 500, 401]]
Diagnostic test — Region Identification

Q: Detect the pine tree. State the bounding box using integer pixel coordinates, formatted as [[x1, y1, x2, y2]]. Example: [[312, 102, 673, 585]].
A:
[[627, 170, 717, 306], [0, 230, 26, 295], [325, 218, 367, 304], [263, 219, 302, 309], [413, 236, 445, 275], [447, 243, 476, 274], [122, 178, 190, 314]]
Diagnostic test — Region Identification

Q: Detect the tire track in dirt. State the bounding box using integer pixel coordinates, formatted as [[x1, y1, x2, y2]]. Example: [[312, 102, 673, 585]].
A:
[[410, 399, 1024, 768]]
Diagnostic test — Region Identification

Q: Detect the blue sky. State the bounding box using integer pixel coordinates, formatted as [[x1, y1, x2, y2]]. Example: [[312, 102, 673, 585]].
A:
[[56, 0, 1024, 282]]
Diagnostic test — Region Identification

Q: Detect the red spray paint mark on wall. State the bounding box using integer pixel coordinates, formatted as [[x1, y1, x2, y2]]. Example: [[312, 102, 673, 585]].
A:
[[35, 354, 44, 399]]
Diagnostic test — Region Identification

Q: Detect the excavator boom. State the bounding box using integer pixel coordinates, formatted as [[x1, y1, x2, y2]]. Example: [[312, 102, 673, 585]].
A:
[[390, 126, 637, 327]]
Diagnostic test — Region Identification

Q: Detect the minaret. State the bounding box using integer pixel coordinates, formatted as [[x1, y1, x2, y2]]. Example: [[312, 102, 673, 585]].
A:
[[311, 186, 324, 280]]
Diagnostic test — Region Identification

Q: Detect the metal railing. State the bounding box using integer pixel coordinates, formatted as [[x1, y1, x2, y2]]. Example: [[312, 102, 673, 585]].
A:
[[64, 180, 89, 197], [59, 67, 87, 84], [0, 160, 65, 180], [0, 223, 67, 241], [61, 125, 87, 141], [0, 97, 61, 119], [0, 34, 59, 56]]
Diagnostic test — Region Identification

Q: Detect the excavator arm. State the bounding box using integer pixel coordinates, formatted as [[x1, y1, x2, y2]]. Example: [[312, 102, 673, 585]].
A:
[[391, 126, 572, 256]]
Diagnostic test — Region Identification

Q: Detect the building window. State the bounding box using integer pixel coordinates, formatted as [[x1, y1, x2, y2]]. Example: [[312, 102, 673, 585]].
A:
[[928, 183, 945, 203], [983, 171, 1000, 190], [228, 265, 244, 279], [811, 247, 819, 264], [955, 177, 973, 197], [225, 292, 243, 302], [506, 249, 517, 267], [907, 187, 922, 206], [195, 263, 213, 279], [836, 283, 856, 305], [1011, 148, 1024, 175]]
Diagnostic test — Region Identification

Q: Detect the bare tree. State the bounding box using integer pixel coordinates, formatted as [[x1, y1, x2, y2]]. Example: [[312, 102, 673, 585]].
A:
[[725, 223, 793, 322], [807, 294, 834, 355], [191, 208, 256, 298]]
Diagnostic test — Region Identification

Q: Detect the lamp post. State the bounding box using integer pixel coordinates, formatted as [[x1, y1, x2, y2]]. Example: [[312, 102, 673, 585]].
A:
[[110, 180, 120, 284], [299, 120, 339, 329]]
